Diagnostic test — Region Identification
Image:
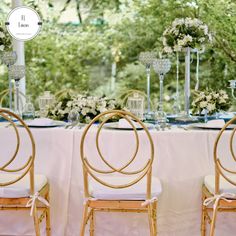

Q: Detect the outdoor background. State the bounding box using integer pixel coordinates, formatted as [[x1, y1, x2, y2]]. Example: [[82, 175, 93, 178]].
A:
[[0, 0, 235, 111]]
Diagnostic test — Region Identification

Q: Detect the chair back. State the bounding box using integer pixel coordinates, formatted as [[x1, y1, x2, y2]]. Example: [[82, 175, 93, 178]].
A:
[[0, 89, 25, 109], [0, 109, 35, 193], [214, 116, 236, 194], [80, 110, 154, 198]]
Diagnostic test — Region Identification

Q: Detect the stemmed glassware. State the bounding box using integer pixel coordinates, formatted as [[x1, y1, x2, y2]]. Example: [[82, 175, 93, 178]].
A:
[[8, 65, 25, 116], [153, 58, 171, 126], [1, 51, 17, 110], [139, 51, 156, 119]]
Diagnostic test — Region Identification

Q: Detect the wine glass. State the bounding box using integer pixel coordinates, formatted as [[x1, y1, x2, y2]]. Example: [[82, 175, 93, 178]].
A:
[[153, 58, 171, 126]]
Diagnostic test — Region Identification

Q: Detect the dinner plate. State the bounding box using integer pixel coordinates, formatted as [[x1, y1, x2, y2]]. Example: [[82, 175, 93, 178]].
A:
[[103, 122, 154, 130], [17, 120, 66, 128], [189, 123, 236, 130]]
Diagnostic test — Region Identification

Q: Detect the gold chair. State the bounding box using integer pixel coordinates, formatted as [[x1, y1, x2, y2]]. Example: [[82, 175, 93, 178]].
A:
[[201, 116, 236, 236], [80, 110, 161, 236], [0, 88, 25, 109], [0, 108, 50, 236]]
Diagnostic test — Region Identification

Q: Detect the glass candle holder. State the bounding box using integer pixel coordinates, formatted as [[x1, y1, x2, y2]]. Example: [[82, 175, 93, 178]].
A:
[[153, 58, 171, 125], [1, 51, 17, 110], [38, 91, 55, 117], [8, 65, 25, 117], [139, 51, 156, 115]]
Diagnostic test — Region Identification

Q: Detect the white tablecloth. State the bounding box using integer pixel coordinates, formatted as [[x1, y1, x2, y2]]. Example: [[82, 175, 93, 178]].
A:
[[0, 125, 235, 236]]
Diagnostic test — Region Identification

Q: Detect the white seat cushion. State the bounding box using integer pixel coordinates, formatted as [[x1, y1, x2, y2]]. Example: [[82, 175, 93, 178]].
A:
[[89, 176, 162, 200], [0, 174, 48, 198], [204, 175, 236, 195]]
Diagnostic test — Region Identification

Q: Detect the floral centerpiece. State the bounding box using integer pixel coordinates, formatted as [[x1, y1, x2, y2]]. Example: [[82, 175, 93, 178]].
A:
[[162, 17, 212, 53], [0, 24, 11, 52], [47, 93, 121, 123], [192, 90, 231, 115]]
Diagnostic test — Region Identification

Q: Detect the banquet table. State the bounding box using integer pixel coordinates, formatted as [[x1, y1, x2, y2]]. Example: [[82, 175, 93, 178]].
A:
[[0, 124, 235, 236]]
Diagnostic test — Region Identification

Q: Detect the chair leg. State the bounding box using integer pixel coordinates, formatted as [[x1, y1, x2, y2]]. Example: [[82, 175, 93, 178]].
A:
[[152, 202, 157, 236], [201, 196, 207, 236], [33, 205, 41, 236], [90, 209, 95, 236], [80, 203, 89, 236], [210, 206, 218, 236], [45, 192, 51, 236], [148, 205, 154, 236]]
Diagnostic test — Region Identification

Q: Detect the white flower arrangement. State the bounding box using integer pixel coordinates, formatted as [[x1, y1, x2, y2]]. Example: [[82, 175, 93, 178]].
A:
[[162, 17, 212, 53], [192, 90, 230, 115], [0, 25, 11, 52], [47, 93, 121, 123]]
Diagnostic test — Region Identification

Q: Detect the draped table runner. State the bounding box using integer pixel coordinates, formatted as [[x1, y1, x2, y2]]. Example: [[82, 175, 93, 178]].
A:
[[0, 125, 234, 236]]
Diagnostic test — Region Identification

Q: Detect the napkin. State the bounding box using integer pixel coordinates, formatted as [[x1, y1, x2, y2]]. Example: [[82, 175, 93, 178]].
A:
[[206, 119, 225, 128], [118, 118, 141, 128], [27, 118, 55, 126]]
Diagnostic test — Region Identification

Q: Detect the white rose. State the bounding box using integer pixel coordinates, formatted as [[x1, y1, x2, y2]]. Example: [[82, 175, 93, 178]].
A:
[[163, 46, 173, 53], [200, 101, 207, 108], [184, 34, 193, 42], [219, 98, 226, 104], [206, 95, 212, 101], [223, 94, 228, 99], [177, 39, 185, 46], [174, 44, 182, 52], [206, 103, 216, 112]]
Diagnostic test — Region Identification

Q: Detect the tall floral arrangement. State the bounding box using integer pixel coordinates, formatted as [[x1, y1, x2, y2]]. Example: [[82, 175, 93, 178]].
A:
[[162, 17, 212, 53], [192, 90, 230, 115], [47, 93, 121, 123], [0, 24, 11, 52]]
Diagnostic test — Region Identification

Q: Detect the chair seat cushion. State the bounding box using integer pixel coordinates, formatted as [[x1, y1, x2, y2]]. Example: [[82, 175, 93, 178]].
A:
[[0, 174, 48, 198], [204, 175, 236, 195], [89, 176, 162, 200]]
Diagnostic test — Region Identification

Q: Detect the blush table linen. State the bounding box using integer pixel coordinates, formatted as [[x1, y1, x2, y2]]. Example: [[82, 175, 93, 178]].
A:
[[0, 125, 235, 236]]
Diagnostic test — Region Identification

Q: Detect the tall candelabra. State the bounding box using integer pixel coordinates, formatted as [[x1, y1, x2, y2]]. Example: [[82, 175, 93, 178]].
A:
[[153, 58, 171, 126], [8, 65, 25, 116], [139, 52, 156, 118], [1, 51, 17, 110]]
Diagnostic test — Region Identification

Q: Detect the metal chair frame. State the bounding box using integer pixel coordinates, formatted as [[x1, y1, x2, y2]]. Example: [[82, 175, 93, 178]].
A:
[[201, 116, 236, 236], [0, 108, 50, 236], [80, 110, 158, 236]]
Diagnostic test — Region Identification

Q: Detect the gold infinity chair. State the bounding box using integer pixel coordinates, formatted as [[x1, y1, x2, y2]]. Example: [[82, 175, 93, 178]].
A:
[[0, 109, 50, 236], [80, 110, 161, 236]]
